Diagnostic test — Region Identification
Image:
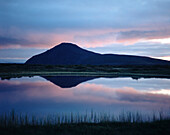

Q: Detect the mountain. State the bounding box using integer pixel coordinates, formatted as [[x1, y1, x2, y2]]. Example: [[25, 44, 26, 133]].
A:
[[25, 42, 170, 65]]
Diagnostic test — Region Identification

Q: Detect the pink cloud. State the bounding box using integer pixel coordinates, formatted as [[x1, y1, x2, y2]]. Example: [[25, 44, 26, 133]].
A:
[[1, 27, 170, 49]]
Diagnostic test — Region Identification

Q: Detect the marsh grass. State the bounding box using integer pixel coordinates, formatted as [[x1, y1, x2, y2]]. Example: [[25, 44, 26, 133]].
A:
[[0, 110, 169, 127]]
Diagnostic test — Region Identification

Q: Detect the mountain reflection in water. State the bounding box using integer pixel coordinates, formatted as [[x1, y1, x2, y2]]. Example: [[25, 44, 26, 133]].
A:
[[42, 76, 98, 88]]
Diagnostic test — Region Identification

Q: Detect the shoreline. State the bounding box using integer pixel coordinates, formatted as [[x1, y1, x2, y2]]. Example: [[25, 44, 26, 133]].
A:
[[1, 71, 170, 80], [0, 63, 170, 79]]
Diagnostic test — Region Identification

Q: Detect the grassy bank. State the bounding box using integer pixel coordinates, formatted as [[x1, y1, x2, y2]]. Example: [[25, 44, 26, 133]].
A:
[[0, 110, 170, 135], [0, 63, 170, 79], [1, 121, 170, 135]]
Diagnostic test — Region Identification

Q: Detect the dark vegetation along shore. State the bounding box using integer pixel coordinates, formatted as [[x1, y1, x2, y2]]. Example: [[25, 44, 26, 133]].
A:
[[0, 63, 170, 80], [0, 110, 170, 135]]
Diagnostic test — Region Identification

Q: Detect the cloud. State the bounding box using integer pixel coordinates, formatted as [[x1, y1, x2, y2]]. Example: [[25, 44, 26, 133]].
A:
[[1, 0, 170, 32], [73, 83, 170, 105], [116, 89, 170, 104], [88, 42, 170, 59], [75, 29, 170, 46], [0, 48, 46, 63], [0, 29, 117, 49], [1, 0, 170, 30], [0, 36, 34, 46], [116, 30, 170, 44], [0, 0, 170, 30]]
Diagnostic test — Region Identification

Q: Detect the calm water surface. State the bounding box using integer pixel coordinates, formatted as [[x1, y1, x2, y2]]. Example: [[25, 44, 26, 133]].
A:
[[0, 76, 170, 116]]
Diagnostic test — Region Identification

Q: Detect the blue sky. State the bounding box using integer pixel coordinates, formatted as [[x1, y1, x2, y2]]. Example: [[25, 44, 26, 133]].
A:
[[0, 0, 170, 62]]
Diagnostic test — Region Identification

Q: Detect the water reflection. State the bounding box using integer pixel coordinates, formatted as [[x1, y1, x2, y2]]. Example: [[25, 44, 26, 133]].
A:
[[42, 76, 98, 88], [0, 76, 170, 115]]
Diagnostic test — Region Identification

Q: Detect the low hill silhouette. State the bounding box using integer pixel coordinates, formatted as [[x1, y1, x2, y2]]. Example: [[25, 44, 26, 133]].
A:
[[25, 43, 170, 65]]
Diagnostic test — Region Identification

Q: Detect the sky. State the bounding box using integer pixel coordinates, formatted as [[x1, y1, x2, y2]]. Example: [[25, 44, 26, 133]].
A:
[[0, 0, 170, 63]]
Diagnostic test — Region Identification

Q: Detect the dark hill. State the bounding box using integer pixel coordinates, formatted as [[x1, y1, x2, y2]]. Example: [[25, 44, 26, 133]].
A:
[[25, 42, 170, 65]]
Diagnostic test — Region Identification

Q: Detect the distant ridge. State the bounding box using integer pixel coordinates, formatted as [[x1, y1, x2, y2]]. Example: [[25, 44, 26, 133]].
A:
[[25, 42, 170, 65]]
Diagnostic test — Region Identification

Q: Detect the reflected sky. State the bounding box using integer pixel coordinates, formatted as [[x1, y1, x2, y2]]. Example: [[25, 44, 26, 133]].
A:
[[0, 76, 170, 115]]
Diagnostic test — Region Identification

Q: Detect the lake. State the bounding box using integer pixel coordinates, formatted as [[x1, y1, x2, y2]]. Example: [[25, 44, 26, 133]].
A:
[[0, 76, 170, 118]]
